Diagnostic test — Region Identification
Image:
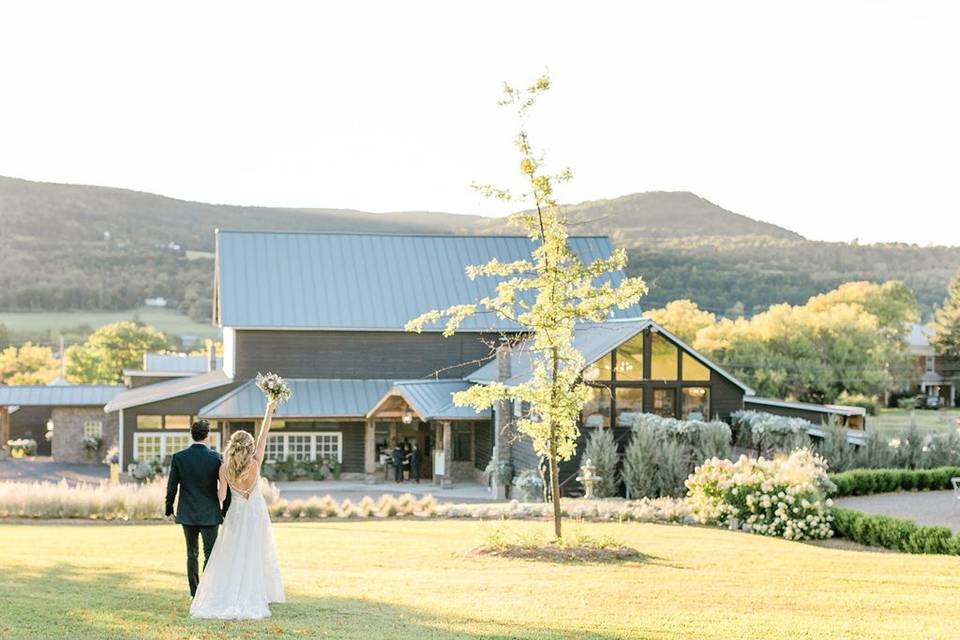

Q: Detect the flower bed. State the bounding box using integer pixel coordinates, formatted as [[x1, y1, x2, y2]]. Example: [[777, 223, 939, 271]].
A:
[[685, 449, 835, 541]]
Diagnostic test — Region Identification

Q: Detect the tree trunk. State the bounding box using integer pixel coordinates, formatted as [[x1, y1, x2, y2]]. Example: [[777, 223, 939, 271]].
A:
[[549, 426, 562, 539]]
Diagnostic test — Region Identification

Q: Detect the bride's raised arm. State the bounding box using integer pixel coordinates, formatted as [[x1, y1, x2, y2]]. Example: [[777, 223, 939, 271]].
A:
[[254, 398, 278, 466]]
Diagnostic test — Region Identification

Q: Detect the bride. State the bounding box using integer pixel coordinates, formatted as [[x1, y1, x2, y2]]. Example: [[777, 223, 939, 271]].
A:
[[191, 397, 285, 619]]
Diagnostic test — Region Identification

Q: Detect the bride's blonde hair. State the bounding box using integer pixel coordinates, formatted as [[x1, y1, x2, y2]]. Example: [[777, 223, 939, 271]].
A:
[[223, 430, 256, 485]]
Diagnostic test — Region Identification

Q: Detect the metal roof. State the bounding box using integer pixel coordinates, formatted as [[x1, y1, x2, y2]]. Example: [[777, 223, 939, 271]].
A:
[[199, 379, 393, 419], [368, 380, 491, 421], [465, 318, 752, 393], [0, 385, 125, 407], [214, 230, 640, 330], [144, 354, 222, 373], [105, 371, 233, 412], [745, 396, 867, 417]]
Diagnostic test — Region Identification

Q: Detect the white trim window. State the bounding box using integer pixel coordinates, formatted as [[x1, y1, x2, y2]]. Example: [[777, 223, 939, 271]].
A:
[[134, 432, 222, 461], [263, 432, 342, 463], [83, 420, 103, 438]]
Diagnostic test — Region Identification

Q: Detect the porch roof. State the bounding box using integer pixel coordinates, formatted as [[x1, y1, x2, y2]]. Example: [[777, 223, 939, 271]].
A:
[[0, 384, 125, 407], [367, 380, 491, 421], [198, 378, 393, 419], [104, 370, 233, 412]]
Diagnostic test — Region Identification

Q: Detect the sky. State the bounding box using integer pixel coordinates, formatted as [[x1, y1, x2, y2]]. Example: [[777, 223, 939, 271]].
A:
[[1, 0, 958, 246]]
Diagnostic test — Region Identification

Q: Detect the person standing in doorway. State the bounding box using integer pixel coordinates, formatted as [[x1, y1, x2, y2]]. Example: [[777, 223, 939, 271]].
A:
[[391, 441, 404, 483], [408, 443, 422, 483]]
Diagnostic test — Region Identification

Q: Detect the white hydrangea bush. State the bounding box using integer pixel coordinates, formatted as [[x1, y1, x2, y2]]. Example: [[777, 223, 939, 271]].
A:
[[685, 449, 836, 541]]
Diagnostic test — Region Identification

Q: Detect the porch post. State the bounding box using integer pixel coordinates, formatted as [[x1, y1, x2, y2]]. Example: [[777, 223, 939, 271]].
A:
[[491, 341, 513, 499], [442, 420, 453, 488], [364, 417, 377, 482], [0, 406, 9, 458]]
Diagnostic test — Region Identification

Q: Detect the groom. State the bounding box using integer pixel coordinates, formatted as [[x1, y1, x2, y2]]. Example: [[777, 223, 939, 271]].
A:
[[165, 419, 231, 596]]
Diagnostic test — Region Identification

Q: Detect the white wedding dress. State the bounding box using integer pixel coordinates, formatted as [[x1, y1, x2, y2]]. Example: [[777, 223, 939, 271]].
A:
[[190, 470, 285, 619]]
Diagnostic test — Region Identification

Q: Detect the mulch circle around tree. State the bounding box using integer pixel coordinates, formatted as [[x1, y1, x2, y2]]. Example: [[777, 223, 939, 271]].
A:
[[473, 543, 647, 563]]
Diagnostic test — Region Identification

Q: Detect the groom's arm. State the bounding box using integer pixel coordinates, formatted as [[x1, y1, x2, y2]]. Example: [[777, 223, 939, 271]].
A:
[[165, 456, 180, 518]]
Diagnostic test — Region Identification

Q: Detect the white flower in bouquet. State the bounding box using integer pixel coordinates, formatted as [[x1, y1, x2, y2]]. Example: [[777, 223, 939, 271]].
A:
[[256, 372, 293, 404]]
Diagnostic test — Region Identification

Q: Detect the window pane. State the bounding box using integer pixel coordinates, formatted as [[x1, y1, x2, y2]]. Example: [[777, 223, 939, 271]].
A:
[[682, 353, 711, 381], [265, 434, 284, 461], [136, 415, 162, 429], [650, 334, 678, 380], [165, 415, 192, 430], [681, 388, 710, 421], [316, 434, 341, 461], [615, 387, 644, 427], [583, 352, 613, 382], [135, 435, 161, 461], [288, 435, 311, 461], [616, 335, 644, 381], [652, 388, 676, 418], [581, 386, 611, 428], [83, 421, 103, 438], [165, 434, 192, 455]]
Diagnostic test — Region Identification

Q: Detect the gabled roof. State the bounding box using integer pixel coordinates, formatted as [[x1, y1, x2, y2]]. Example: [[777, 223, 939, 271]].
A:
[[213, 230, 640, 331], [199, 379, 393, 419], [105, 371, 233, 412], [367, 380, 491, 421], [466, 318, 752, 394], [0, 385, 125, 407]]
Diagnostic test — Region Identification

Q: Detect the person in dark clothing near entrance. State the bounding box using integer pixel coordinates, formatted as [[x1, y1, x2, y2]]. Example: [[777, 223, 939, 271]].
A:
[[391, 442, 404, 483], [165, 419, 231, 597], [408, 443, 422, 483]]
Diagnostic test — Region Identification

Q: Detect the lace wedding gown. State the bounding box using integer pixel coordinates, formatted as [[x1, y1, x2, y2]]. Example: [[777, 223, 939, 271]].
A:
[[190, 470, 285, 619]]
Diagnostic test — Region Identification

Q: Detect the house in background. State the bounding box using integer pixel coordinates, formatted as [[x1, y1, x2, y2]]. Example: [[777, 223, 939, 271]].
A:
[[0, 385, 124, 462], [903, 323, 957, 408]]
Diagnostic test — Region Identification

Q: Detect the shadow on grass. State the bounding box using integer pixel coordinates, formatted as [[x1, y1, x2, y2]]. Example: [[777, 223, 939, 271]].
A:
[[0, 562, 631, 640]]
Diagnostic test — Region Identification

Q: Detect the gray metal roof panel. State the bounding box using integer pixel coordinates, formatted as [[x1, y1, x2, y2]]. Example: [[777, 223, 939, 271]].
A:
[[0, 385, 125, 407], [388, 380, 491, 421], [105, 370, 233, 412], [199, 379, 393, 419], [214, 231, 640, 330], [144, 354, 223, 373], [745, 396, 866, 416]]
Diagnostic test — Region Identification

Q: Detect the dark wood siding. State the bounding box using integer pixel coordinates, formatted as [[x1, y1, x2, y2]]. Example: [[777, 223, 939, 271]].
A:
[[473, 420, 494, 471], [511, 434, 540, 473], [233, 330, 503, 380], [259, 420, 365, 473], [10, 406, 53, 456], [710, 371, 745, 421]]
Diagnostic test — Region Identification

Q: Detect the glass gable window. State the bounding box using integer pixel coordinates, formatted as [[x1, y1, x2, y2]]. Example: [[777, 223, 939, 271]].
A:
[[164, 415, 192, 429], [615, 387, 643, 427], [682, 353, 711, 381], [652, 388, 676, 418], [650, 334, 679, 380], [681, 387, 710, 421], [583, 353, 613, 382], [136, 415, 162, 429], [581, 386, 611, 428], [616, 334, 644, 381]]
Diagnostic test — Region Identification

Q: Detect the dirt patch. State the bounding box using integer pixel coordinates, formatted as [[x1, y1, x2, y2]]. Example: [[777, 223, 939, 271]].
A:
[[473, 543, 647, 563]]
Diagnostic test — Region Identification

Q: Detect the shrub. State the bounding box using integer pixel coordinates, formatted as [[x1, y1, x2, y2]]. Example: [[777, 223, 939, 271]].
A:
[[656, 438, 688, 498], [690, 421, 731, 467], [285, 499, 304, 518], [416, 494, 436, 516], [686, 449, 835, 541], [829, 466, 960, 497], [925, 430, 960, 468], [80, 435, 102, 452], [583, 429, 619, 498], [816, 423, 857, 473], [831, 507, 960, 555], [0, 478, 166, 519], [268, 498, 289, 519], [7, 439, 38, 456], [835, 391, 880, 416], [849, 432, 894, 469], [396, 493, 417, 516], [730, 411, 810, 457], [512, 469, 545, 502], [622, 426, 660, 499], [377, 495, 398, 517], [301, 496, 324, 518], [338, 498, 356, 518], [892, 420, 925, 469]]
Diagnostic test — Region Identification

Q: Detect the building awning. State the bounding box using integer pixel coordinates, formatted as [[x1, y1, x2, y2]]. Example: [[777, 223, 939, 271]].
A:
[[0, 384, 125, 407], [199, 378, 393, 419], [105, 370, 233, 412], [367, 380, 491, 421], [745, 396, 867, 417], [465, 317, 752, 394]]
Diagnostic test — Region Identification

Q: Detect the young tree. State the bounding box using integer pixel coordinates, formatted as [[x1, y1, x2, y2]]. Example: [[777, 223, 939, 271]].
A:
[[65, 321, 169, 384], [0, 342, 59, 385], [933, 270, 960, 359], [406, 75, 647, 538]]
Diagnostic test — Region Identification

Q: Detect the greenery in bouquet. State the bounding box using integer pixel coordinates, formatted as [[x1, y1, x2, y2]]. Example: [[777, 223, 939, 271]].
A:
[[256, 372, 293, 403]]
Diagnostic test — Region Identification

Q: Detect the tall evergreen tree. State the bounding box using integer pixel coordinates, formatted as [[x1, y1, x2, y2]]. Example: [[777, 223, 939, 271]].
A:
[[933, 270, 960, 358]]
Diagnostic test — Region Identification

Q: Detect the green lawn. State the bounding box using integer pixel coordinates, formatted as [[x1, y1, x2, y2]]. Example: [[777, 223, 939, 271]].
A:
[[0, 520, 958, 639], [0, 307, 219, 341], [871, 408, 960, 438]]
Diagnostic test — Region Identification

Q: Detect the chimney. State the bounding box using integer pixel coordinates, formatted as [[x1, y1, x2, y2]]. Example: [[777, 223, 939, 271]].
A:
[[496, 339, 512, 382], [208, 343, 217, 372], [492, 338, 514, 499]]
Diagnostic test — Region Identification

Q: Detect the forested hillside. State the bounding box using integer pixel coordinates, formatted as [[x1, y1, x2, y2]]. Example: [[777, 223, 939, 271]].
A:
[[1, 175, 958, 322]]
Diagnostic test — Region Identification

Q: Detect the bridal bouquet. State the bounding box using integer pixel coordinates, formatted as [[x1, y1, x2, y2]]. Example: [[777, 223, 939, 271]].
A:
[[256, 372, 293, 404]]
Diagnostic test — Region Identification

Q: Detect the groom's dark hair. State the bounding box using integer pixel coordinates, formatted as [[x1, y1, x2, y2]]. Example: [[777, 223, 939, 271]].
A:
[[191, 419, 211, 442]]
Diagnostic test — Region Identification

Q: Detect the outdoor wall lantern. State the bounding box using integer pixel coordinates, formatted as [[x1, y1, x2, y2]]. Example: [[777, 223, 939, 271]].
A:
[[402, 409, 413, 424]]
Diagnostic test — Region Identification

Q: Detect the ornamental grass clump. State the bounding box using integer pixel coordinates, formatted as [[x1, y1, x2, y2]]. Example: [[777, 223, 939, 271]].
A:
[[356, 496, 377, 518], [685, 449, 835, 541], [377, 495, 398, 517], [338, 498, 356, 518]]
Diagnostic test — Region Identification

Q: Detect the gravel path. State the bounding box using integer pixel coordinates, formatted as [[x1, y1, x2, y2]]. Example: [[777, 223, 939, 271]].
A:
[[0, 457, 108, 485], [835, 490, 960, 531]]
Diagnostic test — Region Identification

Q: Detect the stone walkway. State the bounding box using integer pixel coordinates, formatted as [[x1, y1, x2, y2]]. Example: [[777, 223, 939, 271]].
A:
[[835, 490, 960, 532], [0, 457, 109, 485]]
